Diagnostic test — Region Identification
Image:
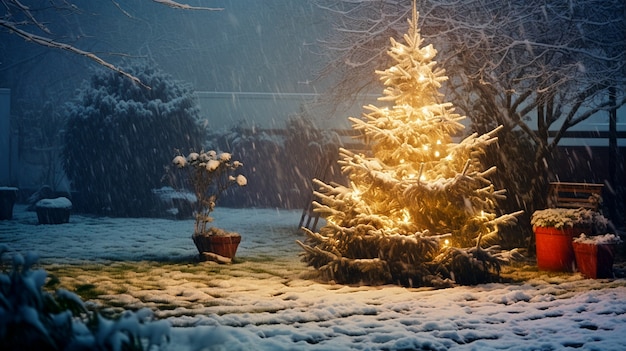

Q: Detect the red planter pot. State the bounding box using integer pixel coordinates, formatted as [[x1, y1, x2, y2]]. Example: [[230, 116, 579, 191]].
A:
[[534, 226, 577, 272], [573, 242, 616, 279], [192, 228, 241, 260]]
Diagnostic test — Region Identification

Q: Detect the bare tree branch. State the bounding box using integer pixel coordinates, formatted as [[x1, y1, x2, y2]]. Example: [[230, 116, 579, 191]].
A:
[[151, 0, 223, 11], [1, 0, 223, 88], [0, 19, 149, 88], [312, 0, 625, 222]]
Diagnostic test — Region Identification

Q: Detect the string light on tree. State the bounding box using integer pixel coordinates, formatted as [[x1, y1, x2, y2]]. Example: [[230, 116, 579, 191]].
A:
[[298, 2, 522, 287]]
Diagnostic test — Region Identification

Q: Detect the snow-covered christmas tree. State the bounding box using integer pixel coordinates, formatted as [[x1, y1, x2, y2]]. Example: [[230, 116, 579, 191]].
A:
[[298, 4, 522, 287]]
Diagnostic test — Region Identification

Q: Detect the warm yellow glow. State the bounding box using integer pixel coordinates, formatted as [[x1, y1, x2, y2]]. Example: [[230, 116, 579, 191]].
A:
[[407, 173, 415, 179], [434, 151, 440, 157], [436, 139, 442, 145], [445, 155, 452, 161], [421, 107, 429, 115], [400, 159, 405, 164], [402, 209, 411, 223], [351, 181, 361, 201], [418, 74, 426, 82], [422, 145, 429, 151], [443, 239, 450, 247], [423, 46, 432, 59]]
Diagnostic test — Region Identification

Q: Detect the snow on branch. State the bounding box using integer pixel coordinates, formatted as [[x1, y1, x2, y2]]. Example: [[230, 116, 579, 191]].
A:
[[1, 0, 223, 88], [0, 19, 148, 89], [152, 0, 223, 11]]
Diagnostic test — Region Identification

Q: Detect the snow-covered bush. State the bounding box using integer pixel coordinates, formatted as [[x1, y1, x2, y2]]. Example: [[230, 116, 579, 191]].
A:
[[574, 233, 622, 245], [62, 62, 205, 216], [171, 151, 246, 235], [0, 245, 170, 350], [531, 208, 608, 233], [208, 116, 345, 209]]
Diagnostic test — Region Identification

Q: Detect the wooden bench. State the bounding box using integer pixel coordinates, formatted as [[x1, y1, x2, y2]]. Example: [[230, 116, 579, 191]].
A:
[[547, 182, 604, 210]]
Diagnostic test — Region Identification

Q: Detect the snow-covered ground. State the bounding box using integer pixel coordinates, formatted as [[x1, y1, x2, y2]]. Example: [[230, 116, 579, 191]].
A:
[[2, 204, 626, 350]]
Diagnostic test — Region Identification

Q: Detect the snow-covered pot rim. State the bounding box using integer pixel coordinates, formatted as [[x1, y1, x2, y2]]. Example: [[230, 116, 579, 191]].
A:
[[574, 233, 623, 245], [531, 208, 607, 229], [192, 227, 241, 238], [36, 197, 73, 209]]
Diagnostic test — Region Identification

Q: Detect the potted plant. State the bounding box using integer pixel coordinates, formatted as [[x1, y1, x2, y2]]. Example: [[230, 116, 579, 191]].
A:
[[35, 197, 72, 224], [172, 151, 246, 263], [0, 187, 18, 220], [573, 233, 622, 279], [531, 208, 608, 272]]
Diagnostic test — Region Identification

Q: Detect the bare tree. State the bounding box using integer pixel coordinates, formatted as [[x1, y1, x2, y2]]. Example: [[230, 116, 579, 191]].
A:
[[313, 0, 625, 231], [0, 0, 222, 87]]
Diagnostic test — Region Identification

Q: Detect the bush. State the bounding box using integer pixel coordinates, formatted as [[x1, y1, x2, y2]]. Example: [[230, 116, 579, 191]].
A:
[[63, 62, 205, 216], [207, 116, 345, 209]]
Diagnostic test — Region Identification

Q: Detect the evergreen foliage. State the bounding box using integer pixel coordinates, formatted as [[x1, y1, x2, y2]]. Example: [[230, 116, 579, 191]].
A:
[[298, 7, 522, 287], [208, 116, 344, 209], [62, 63, 205, 216]]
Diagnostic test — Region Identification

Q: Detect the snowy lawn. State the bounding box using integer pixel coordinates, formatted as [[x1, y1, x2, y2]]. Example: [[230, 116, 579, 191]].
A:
[[2, 204, 626, 350]]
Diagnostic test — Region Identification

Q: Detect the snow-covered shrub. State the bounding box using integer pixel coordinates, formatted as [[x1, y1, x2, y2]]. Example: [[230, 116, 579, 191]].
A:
[[62, 62, 205, 216], [151, 186, 196, 219], [0, 245, 170, 350], [531, 208, 608, 233], [574, 233, 622, 245], [208, 116, 344, 209], [170, 151, 246, 235]]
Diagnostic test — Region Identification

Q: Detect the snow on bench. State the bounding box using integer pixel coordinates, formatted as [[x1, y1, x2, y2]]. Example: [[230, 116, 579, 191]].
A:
[[547, 182, 603, 211]]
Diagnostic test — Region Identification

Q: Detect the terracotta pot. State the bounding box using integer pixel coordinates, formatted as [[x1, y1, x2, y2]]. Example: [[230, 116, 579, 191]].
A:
[[35, 197, 72, 224], [534, 226, 576, 272], [36, 207, 71, 224], [573, 242, 616, 279], [192, 227, 241, 259]]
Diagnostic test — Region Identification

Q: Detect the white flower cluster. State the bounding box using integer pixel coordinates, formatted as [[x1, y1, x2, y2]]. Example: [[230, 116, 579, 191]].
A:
[[172, 151, 247, 186]]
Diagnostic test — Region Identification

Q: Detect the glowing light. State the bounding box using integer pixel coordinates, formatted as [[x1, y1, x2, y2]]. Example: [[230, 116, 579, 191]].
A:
[[445, 155, 453, 161], [423, 45, 433, 59], [443, 239, 450, 247], [418, 74, 426, 82], [421, 107, 429, 115], [402, 209, 411, 223], [434, 151, 440, 157], [351, 181, 361, 201], [436, 140, 442, 145], [400, 159, 405, 164], [423, 145, 429, 151]]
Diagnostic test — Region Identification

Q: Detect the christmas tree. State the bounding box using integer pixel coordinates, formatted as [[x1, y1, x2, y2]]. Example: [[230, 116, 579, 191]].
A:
[[297, 4, 522, 287]]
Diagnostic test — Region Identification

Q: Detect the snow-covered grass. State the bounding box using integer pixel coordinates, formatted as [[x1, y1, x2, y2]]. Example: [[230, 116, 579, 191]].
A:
[[2, 204, 626, 350]]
